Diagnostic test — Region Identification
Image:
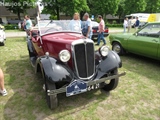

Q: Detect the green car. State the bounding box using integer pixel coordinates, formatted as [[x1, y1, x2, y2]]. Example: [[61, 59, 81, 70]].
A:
[[109, 22, 160, 60]]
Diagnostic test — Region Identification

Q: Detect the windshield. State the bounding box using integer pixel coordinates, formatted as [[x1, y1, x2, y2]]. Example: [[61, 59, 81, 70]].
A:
[[37, 20, 82, 35]]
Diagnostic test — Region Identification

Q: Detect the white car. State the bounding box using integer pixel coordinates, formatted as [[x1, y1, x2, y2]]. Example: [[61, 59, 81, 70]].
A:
[[0, 27, 6, 46]]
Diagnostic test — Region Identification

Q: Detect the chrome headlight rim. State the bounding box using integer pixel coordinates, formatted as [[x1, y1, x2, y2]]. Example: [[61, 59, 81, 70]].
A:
[[100, 46, 109, 57], [59, 50, 71, 62]]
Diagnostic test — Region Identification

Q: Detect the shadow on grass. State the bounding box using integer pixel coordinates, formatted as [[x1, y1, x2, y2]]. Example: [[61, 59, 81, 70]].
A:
[[3, 55, 110, 120], [121, 53, 160, 82]]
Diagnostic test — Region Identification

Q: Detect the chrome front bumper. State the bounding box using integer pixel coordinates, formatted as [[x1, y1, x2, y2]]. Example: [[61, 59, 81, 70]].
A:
[[48, 71, 126, 95]]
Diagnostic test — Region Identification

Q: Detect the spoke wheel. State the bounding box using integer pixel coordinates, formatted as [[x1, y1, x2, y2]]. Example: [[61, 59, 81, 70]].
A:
[[45, 80, 58, 110], [101, 69, 119, 91]]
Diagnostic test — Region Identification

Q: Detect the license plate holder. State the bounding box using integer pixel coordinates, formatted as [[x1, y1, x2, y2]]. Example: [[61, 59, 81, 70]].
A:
[[66, 80, 87, 97]]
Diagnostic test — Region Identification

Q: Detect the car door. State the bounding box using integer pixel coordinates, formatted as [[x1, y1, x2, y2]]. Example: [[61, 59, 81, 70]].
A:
[[127, 24, 160, 59], [31, 35, 45, 56]]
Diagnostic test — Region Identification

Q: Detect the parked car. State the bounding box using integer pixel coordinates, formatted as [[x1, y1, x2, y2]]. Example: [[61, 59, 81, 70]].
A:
[[109, 22, 160, 60], [82, 21, 109, 39], [138, 22, 147, 29], [91, 21, 109, 39], [0, 25, 6, 46], [27, 20, 126, 109]]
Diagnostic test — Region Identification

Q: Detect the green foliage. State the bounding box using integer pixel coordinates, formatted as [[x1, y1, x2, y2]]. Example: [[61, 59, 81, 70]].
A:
[[87, 0, 120, 16], [106, 24, 122, 27], [60, 0, 89, 16], [115, 0, 125, 19], [50, 15, 58, 20], [42, 0, 160, 21], [145, 0, 160, 13], [112, 20, 117, 24], [124, 0, 146, 14], [4, 24, 18, 30], [43, 0, 89, 20]]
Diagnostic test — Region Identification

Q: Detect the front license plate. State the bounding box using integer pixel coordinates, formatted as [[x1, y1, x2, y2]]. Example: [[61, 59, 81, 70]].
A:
[[66, 80, 87, 97]]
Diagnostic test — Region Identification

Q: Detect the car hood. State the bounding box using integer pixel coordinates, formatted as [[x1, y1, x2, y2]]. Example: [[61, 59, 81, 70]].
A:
[[42, 32, 84, 44], [41, 32, 84, 59], [110, 33, 133, 39]]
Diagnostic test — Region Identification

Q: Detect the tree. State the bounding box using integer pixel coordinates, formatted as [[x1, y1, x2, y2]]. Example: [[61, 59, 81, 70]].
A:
[[124, 0, 146, 14], [5, 0, 36, 20], [43, 0, 89, 20], [115, 0, 126, 23], [145, 0, 160, 13], [87, 0, 120, 18]]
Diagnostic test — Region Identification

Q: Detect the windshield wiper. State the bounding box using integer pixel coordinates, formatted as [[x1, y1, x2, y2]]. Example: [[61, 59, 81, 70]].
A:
[[44, 20, 53, 28]]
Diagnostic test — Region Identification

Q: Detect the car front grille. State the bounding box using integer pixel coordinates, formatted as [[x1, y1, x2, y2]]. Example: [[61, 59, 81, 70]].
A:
[[72, 39, 95, 79]]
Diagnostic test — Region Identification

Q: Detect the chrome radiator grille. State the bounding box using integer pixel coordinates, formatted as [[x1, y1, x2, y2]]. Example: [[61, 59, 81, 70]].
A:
[[72, 40, 95, 79]]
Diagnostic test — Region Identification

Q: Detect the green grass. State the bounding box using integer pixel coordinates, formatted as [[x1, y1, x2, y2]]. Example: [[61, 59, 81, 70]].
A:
[[0, 37, 160, 120], [109, 27, 137, 33]]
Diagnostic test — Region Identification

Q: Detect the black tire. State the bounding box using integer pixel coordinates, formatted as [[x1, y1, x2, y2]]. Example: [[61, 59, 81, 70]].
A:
[[28, 50, 36, 57], [101, 69, 119, 91], [112, 42, 124, 55], [45, 80, 58, 110], [0, 41, 5, 46], [27, 42, 36, 57]]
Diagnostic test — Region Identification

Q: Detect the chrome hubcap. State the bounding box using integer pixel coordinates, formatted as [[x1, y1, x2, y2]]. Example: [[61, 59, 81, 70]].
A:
[[113, 44, 121, 53]]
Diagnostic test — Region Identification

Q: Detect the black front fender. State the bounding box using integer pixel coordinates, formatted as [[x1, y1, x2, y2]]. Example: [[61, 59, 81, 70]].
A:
[[95, 51, 122, 79], [35, 56, 73, 84]]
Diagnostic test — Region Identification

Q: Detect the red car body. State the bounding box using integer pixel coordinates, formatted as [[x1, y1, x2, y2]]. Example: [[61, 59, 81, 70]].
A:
[[27, 20, 125, 109]]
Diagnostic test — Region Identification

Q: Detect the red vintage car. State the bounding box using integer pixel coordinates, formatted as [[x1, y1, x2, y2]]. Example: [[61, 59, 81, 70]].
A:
[[27, 20, 126, 109]]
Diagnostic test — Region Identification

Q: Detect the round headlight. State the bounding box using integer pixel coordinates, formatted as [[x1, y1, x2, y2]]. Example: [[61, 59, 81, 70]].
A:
[[59, 50, 71, 62], [100, 46, 109, 57]]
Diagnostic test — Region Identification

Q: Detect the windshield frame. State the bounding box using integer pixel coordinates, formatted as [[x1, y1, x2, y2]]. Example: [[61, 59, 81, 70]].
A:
[[37, 20, 82, 36]]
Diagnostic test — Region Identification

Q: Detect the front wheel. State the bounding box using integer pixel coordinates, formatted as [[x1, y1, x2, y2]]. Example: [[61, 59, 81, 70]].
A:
[[101, 69, 119, 91], [112, 42, 124, 55], [0, 41, 5, 46], [45, 80, 58, 110]]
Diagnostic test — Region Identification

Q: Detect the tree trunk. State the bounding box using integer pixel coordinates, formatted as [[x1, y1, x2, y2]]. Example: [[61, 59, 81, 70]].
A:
[[56, 0, 60, 20], [17, 8, 21, 20], [80, 11, 85, 20], [56, 7, 60, 20], [119, 15, 121, 24]]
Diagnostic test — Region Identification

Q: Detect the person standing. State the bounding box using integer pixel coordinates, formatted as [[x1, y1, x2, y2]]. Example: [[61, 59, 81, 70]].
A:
[[123, 18, 128, 33], [83, 13, 92, 39], [25, 15, 32, 35], [135, 17, 140, 31], [69, 13, 81, 32], [0, 68, 7, 96], [95, 15, 106, 46], [18, 22, 21, 30], [22, 18, 26, 30], [128, 17, 132, 33]]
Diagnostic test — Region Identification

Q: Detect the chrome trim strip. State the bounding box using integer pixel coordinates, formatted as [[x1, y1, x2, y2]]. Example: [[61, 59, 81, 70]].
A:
[[41, 31, 81, 36]]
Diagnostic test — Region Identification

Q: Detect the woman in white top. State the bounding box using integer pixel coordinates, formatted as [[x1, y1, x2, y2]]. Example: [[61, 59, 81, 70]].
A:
[[69, 13, 81, 32], [123, 18, 128, 33]]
